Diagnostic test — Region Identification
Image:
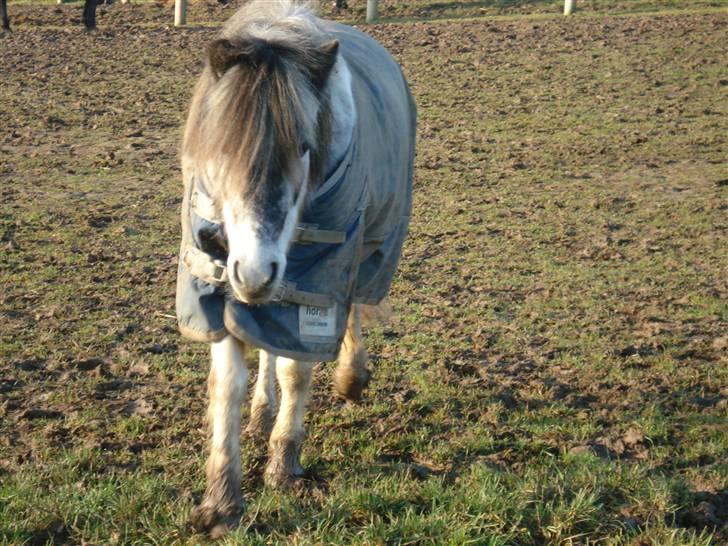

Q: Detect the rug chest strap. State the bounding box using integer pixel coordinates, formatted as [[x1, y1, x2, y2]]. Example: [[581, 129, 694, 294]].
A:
[[273, 282, 334, 308], [295, 225, 346, 244]]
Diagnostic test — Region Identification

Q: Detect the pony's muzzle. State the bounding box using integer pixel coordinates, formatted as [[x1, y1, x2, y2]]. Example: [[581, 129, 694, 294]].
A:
[[229, 258, 279, 303]]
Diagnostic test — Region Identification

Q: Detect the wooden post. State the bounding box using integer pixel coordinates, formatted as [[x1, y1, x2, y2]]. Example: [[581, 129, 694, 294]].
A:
[[174, 0, 186, 27], [564, 0, 575, 15], [366, 0, 378, 23]]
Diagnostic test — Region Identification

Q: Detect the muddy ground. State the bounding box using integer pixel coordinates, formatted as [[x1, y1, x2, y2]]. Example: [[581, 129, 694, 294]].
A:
[[1, 2, 727, 544]]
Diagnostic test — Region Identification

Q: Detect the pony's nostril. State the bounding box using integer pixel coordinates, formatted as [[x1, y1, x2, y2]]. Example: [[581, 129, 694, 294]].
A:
[[232, 260, 242, 284], [264, 261, 278, 287]]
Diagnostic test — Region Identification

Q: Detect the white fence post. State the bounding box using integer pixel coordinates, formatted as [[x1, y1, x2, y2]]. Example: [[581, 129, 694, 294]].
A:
[[564, 0, 575, 15], [366, 0, 378, 23], [174, 0, 186, 26]]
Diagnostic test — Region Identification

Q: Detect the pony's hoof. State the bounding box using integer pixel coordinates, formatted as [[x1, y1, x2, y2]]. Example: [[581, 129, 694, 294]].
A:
[[190, 501, 244, 538], [334, 366, 371, 402], [264, 467, 306, 489], [264, 445, 306, 489], [265, 435, 305, 489]]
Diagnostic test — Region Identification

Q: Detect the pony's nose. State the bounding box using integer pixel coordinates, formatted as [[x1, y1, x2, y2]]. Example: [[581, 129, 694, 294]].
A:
[[231, 259, 278, 299]]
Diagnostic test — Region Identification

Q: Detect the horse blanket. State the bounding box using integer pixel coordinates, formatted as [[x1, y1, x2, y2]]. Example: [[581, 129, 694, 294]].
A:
[[176, 22, 416, 361]]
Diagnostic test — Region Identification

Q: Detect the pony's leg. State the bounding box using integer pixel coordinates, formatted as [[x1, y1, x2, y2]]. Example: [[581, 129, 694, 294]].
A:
[[245, 349, 277, 440], [265, 357, 314, 486], [191, 335, 248, 536], [333, 303, 371, 401], [1, 0, 10, 31], [82, 0, 96, 29]]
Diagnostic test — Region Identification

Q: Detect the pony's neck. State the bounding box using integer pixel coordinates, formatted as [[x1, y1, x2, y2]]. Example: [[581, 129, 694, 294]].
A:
[[324, 57, 355, 179]]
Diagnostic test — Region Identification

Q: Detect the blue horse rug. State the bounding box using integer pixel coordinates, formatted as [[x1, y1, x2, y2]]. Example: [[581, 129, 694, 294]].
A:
[[176, 23, 416, 361]]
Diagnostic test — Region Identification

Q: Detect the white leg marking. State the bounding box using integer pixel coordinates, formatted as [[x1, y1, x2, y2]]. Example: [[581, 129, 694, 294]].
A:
[[191, 335, 248, 533], [247, 349, 278, 438], [266, 357, 315, 485]]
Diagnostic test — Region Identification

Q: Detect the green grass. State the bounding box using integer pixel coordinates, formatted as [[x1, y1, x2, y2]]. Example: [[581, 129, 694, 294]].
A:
[[1, 449, 721, 543]]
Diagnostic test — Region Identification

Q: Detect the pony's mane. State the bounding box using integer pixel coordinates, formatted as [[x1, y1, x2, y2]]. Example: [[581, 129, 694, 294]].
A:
[[183, 0, 336, 199]]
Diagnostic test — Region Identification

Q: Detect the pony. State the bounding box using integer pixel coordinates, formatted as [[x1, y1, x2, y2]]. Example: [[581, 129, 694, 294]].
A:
[[176, 0, 416, 535]]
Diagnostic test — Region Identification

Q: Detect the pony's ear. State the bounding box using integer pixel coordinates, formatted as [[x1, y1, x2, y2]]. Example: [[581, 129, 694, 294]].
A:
[[320, 39, 339, 57], [208, 37, 279, 79], [207, 38, 243, 79], [310, 39, 339, 89]]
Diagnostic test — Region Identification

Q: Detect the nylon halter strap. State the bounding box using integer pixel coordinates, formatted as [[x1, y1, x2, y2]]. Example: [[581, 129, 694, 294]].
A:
[[183, 186, 345, 307], [182, 246, 334, 307]]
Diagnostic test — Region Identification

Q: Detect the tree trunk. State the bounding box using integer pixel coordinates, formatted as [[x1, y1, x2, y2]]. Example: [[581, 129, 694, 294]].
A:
[[83, 0, 97, 29]]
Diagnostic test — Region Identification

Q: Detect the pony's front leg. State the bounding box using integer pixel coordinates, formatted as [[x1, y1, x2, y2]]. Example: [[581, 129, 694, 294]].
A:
[[246, 349, 277, 440], [265, 357, 314, 487], [191, 335, 248, 536]]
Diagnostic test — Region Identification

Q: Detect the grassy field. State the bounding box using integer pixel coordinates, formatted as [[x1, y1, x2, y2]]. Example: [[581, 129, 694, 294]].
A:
[[1, 0, 727, 544]]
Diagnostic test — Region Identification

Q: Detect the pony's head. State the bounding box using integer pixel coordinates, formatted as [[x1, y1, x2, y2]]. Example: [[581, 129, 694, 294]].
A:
[[183, 22, 338, 304]]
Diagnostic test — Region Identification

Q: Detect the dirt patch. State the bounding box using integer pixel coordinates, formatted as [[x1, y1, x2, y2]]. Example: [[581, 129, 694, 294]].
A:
[[674, 491, 728, 540]]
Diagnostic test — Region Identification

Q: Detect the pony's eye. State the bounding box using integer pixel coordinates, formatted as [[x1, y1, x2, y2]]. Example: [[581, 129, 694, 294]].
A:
[[300, 143, 309, 156]]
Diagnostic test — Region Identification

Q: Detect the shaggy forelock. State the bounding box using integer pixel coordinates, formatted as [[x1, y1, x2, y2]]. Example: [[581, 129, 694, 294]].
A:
[[183, 0, 334, 202]]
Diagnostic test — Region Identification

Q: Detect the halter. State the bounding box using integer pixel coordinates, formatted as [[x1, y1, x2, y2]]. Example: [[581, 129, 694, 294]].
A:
[[182, 186, 349, 307], [181, 138, 359, 309]]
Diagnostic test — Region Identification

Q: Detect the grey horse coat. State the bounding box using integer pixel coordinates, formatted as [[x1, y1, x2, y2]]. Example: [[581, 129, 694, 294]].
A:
[[176, 23, 416, 361]]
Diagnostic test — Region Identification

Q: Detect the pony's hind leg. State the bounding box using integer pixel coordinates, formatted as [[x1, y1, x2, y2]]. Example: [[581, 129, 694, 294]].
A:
[[333, 303, 371, 402], [191, 335, 248, 537], [1, 0, 10, 31], [246, 349, 277, 441], [265, 357, 314, 487]]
